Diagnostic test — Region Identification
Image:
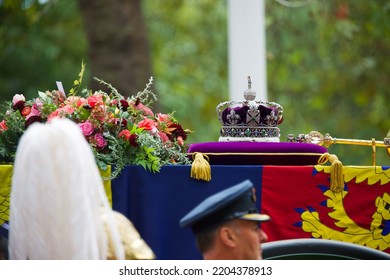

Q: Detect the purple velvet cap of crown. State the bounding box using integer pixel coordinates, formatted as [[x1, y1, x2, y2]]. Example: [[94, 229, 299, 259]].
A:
[[221, 105, 277, 125], [187, 142, 328, 165]]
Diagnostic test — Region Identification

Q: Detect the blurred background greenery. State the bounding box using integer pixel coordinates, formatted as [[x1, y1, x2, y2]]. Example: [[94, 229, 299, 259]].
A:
[[0, 0, 389, 165]]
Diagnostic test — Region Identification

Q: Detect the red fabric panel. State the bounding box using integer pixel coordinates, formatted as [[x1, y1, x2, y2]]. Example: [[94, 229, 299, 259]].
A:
[[261, 166, 331, 241], [260, 166, 390, 254]]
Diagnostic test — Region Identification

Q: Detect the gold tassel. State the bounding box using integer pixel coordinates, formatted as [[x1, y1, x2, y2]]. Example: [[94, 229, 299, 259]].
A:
[[190, 152, 211, 181], [328, 154, 344, 192], [318, 153, 344, 192]]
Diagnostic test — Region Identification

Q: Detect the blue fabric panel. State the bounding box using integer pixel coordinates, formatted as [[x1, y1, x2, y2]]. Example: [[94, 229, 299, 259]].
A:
[[111, 165, 263, 260]]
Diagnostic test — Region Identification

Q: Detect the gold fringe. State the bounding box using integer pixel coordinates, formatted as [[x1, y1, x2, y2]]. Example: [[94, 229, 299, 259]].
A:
[[188, 151, 344, 188], [187, 152, 324, 157], [190, 153, 211, 181], [318, 153, 344, 192]]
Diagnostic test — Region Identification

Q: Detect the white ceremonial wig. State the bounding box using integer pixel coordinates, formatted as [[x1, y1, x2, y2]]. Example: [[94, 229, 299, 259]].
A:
[[9, 118, 125, 260]]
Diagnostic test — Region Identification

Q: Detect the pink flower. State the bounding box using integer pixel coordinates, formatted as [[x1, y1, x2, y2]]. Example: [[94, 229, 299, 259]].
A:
[[0, 120, 7, 132], [25, 102, 43, 127], [33, 98, 43, 110], [94, 133, 107, 149], [12, 94, 25, 111], [87, 94, 103, 108], [138, 118, 156, 131], [134, 103, 154, 116], [118, 129, 131, 141], [177, 136, 184, 146], [47, 110, 60, 121], [110, 99, 118, 106], [47, 105, 75, 121], [30, 103, 42, 116], [62, 105, 75, 114], [158, 131, 169, 142], [12, 94, 25, 104], [157, 113, 172, 125], [76, 98, 87, 107], [66, 96, 86, 108], [78, 121, 94, 136]]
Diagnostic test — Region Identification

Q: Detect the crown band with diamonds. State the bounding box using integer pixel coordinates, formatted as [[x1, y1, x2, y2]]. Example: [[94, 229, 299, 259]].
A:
[[219, 126, 280, 142]]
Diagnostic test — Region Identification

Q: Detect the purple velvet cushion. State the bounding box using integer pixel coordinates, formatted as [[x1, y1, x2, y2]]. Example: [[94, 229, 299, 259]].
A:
[[187, 142, 328, 165]]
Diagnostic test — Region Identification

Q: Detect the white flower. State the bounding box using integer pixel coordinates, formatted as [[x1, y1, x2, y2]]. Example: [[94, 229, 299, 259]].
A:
[[12, 94, 25, 105]]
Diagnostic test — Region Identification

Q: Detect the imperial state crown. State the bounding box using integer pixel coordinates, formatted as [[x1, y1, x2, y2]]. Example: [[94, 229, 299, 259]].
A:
[[216, 76, 283, 142]]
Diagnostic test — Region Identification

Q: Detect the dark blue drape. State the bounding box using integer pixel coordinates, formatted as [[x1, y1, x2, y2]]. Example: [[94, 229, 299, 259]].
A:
[[111, 165, 263, 260]]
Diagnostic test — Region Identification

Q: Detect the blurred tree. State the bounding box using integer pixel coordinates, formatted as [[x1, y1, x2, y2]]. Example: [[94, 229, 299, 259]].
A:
[[142, 0, 228, 143], [77, 0, 154, 98], [266, 0, 390, 165], [0, 0, 87, 100]]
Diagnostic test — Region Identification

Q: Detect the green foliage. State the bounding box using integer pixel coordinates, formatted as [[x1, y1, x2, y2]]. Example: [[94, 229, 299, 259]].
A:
[[69, 60, 86, 96], [142, 0, 228, 143], [0, 102, 25, 161], [265, 0, 390, 165], [0, 0, 88, 101]]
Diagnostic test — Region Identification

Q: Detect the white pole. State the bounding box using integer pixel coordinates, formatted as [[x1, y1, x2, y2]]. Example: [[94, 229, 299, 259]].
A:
[[228, 0, 267, 101]]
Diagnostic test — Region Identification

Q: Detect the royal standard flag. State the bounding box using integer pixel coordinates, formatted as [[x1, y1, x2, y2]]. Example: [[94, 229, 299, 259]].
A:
[[260, 165, 390, 253]]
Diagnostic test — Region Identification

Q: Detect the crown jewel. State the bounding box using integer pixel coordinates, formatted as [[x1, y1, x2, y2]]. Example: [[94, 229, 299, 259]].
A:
[[216, 76, 283, 142]]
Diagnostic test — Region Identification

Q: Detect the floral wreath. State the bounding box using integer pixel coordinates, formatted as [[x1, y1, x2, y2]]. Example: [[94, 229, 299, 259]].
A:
[[0, 62, 191, 179]]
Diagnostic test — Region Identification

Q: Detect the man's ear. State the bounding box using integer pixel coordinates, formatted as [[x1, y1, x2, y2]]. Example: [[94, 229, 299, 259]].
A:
[[219, 226, 236, 248]]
